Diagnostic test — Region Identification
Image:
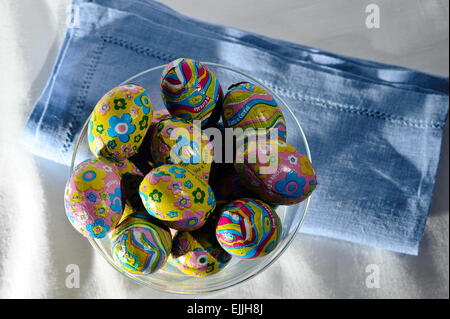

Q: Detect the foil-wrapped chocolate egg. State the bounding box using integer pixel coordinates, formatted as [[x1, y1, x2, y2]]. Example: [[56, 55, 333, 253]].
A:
[[235, 138, 317, 205], [88, 83, 153, 162], [150, 118, 214, 182], [222, 82, 287, 141], [64, 158, 123, 238], [170, 227, 232, 277], [111, 216, 172, 275], [216, 198, 281, 259], [160, 58, 223, 127], [139, 164, 216, 231]]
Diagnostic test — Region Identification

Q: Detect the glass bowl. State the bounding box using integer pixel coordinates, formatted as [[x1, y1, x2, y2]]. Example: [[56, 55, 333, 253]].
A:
[[71, 62, 312, 294]]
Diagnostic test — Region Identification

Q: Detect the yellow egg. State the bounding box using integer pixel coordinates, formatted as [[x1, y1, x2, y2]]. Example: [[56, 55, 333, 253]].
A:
[[139, 164, 216, 231], [150, 118, 213, 182], [88, 84, 153, 162], [169, 227, 232, 277]]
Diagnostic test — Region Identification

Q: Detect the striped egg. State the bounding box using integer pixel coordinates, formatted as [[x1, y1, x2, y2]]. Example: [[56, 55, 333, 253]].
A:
[[170, 227, 232, 277], [111, 216, 172, 275], [160, 58, 223, 127], [235, 138, 317, 205], [222, 82, 287, 141], [215, 198, 281, 259], [150, 118, 214, 183], [64, 158, 123, 238], [139, 164, 216, 231], [88, 83, 153, 162]]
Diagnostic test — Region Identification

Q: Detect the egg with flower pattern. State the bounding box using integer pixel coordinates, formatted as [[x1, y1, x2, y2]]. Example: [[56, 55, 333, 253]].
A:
[[139, 164, 216, 231], [150, 118, 214, 182], [170, 226, 231, 277], [160, 58, 223, 127], [88, 83, 153, 162], [64, 158, 123, 238], [234, 137, 317, 205]]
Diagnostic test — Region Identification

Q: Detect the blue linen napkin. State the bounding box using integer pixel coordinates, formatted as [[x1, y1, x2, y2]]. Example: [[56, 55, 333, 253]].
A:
[[23, 0, 449, 255]]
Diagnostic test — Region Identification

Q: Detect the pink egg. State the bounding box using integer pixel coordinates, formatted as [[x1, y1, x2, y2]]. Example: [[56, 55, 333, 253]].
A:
[[235, 139, 317, 205], [64, 158, 123, 238]]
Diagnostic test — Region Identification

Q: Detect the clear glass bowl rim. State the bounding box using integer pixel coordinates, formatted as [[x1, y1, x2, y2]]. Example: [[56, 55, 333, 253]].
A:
[[70, 62, 312, 294]]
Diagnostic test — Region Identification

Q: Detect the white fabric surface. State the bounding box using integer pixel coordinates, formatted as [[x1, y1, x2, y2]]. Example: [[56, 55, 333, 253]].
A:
[[0, 0, 448, 298]]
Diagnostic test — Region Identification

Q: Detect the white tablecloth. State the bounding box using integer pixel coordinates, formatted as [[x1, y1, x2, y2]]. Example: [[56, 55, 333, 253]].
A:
[[0, 0, 448, 298]]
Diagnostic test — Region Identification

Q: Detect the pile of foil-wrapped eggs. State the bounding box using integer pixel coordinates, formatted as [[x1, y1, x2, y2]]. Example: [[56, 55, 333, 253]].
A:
[[64, 58, 317, 277]]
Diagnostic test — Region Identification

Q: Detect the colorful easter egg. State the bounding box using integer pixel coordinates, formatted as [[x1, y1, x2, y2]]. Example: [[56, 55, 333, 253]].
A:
[[160, 58, 223, 126], [235, 138, 317, 205], [139, 164, 216, 231], [111, 216, 172, 275], [215, 198, 281, 259], [222, 82, 286, 141], [64, 158, 123, 238], [150, 118, 214, 182], [170, 227, 232, 277], [88, 83, 153, 162]]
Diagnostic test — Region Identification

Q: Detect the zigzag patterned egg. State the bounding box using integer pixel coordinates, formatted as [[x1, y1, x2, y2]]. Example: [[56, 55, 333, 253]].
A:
[[111, 216, 172, 275], [64, 158, 123, 238], [88, 83, 153, 162], [215, 198, 281, 259], [139, 164, 216, 231], [170, 227, 232, 277], [160, 58, 223, 126], [222, 82, 287, 141], [150, 118, 214, 183]]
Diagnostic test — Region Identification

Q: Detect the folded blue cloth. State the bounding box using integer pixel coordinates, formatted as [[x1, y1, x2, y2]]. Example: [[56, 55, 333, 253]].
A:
[[23, 0, 449, 255]]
